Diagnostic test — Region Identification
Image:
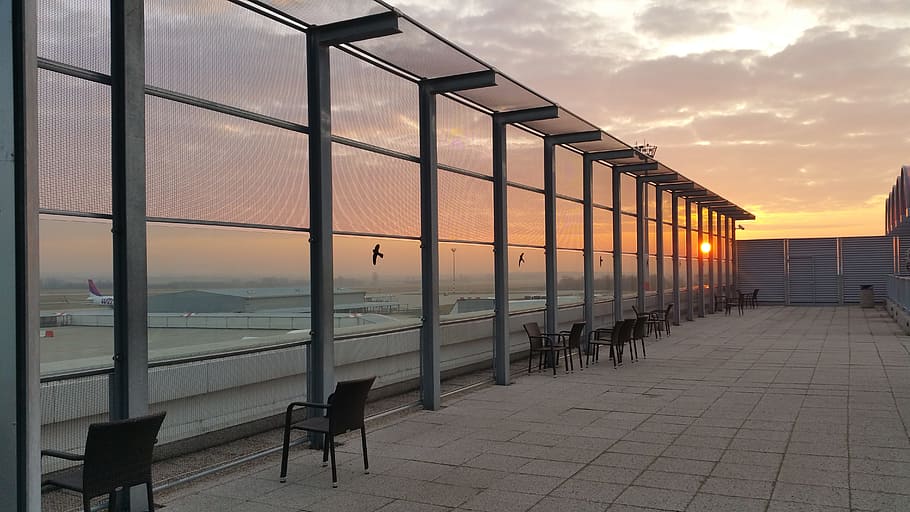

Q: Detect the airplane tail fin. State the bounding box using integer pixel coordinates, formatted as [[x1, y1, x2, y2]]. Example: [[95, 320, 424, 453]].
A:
[[88, 279, 102, 297]]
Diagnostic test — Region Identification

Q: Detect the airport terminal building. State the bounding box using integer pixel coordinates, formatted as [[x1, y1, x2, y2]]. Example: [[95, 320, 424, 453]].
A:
[[1, 2, 761, 510]]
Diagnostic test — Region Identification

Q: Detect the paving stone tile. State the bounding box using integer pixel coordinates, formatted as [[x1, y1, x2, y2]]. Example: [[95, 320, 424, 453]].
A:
[[376, 500, 453, 512], [304, 492, 394, 512], [528, 496, 607, 512], [614, 486, 694, 511], [710, 462, 778, 481], [460, 489, 541, 512], [633, 470, 704, 492], [608, 441, 669, 456], [770, 482, 850, 508], [549, 479, 626, 503], [517, 459, 584, 478], [591, 452, 657, 469], [850, 472, 910, 495], [699, 476, 773, 499], [851, 490, 910, 511], [574, 464, 643, 484], [648, 457, 715, 476], [661, 445, 723, 462], [684, 493, 767, 512], [765, 501, 847, 512], [672, 435, 729, 449], [464, 453, 530, 472], [489, 473, 564, 495], [434, 467, 505, 489]]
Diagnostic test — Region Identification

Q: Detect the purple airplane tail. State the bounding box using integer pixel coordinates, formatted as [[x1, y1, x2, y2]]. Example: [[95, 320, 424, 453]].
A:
[[87, 279, 102, 296]]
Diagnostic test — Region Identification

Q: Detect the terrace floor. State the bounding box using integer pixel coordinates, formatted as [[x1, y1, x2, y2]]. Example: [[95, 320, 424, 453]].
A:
[[147, 306, 910, 510]]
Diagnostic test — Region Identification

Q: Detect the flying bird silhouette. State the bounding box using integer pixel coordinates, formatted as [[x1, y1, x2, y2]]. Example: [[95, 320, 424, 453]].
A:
[[518, 252, 525, 267], [372, 244, 384, 266]]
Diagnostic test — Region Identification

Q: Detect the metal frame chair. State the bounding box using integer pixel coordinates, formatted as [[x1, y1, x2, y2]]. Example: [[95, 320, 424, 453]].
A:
[[280, 377, 375, 488], [523, 322, 568, 376], [41, 412, 167, 512]]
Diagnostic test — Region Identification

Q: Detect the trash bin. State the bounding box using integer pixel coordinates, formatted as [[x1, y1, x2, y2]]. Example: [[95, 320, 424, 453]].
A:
[[860, 285, 874, 308]]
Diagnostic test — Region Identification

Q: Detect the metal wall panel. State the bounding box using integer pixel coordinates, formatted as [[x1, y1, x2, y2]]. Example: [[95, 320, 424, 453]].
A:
[[737, 239, 785, 303], [788, 238, 838, 304], [842, 236, 894, 302]]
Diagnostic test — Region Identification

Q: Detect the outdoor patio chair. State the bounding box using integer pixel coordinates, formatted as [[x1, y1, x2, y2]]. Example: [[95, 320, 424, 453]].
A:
[[280, 376, 375, 488], [747, 288, 759, 309], [523, 322, 569, 376], [631, 315, 649, 360], [587, 320, 621, 366], [654, 303, 673, 336], [557, 322, 586, 371], [614, 318, 637, 368], [725, 291, 744, 316], [41, 411, 167, 512]]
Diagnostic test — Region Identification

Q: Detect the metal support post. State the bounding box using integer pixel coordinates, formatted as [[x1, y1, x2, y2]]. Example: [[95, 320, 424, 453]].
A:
[[697, 205, 704, 317], [655, 189, 664, 310], [110, 0, 149, 428], [491, 106, 557, 385], [1, 0, 40, 509], [685, 198, 694, 321], [583, 156, 594, 349], [671, 193, 681, 325], [725, 217, 731, 292], [613, 168, 623, 321], [543, 142, 558, 339], [635, 178, 646, 312], [707, 209, 714, 313], [543, 131, 600, 333], [305, 14, 400, 421], [418, 71, 495, 408]]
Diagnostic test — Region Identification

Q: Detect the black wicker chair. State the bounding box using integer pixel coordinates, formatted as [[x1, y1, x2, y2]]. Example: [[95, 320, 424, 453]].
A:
[[41, 411, 166, 512], [280, 377, 375, 487], [558, 322, 586, 372], [523, 322, 568, 376]]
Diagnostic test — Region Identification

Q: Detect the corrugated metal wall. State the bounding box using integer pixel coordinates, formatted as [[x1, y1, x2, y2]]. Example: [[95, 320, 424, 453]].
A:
[[737, 236, 895, 304], [738, 239, 786, 303], [842, 236, 894, 302], [788, 238, 839, 304]]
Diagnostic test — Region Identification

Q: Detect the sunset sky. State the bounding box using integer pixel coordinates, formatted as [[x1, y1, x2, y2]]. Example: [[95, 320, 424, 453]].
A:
[[394, 0, 910, 239]]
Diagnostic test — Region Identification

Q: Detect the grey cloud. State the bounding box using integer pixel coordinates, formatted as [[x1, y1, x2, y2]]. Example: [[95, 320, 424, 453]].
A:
[[788, 0, 910, 22], [635, 2, 734, 39]]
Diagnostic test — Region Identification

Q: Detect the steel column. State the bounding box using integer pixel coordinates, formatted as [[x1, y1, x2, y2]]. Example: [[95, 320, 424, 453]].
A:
[[613, 169, 623, 320], [305, 14, 400, 419], [656, 189, 664, 310], [635, 178, 646, 312], [491, 120, 508, 385], [543, 131, 600, 334], [305, 32, 337, 423], [110, 0, 148, 425], [491, 106, 558, 386], [685, 198, 693, 321], [697, 205, 704, 317], [418, 85, 440, 409], [707, 209, 714, 313], [583, 156, 594, 350], [418, 70, 494, 407], [543, 141, 558, 333], [671, 193, 681, 325], [1, 0, 39, 509], [725, 217, 731, 292]]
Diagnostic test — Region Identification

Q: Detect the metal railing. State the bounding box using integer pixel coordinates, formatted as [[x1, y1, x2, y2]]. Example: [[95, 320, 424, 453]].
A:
[[887, 274, 910, 311]]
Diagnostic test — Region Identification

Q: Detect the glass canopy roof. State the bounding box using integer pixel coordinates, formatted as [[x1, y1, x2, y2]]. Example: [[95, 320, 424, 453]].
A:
[[252, 0, 752, 219]]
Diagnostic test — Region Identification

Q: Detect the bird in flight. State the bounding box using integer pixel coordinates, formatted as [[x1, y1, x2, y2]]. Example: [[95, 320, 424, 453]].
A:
[[372, 244, 384, 266], [518, 252, 525, 267]]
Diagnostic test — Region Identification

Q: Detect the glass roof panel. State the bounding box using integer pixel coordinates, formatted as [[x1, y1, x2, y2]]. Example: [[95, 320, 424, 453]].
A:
[[570, 137, 628, 153], [352, 18, 488, 79], [457, 75, 552, 112], [522, 108, 597, 136], [262, 0, 388, 26]]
